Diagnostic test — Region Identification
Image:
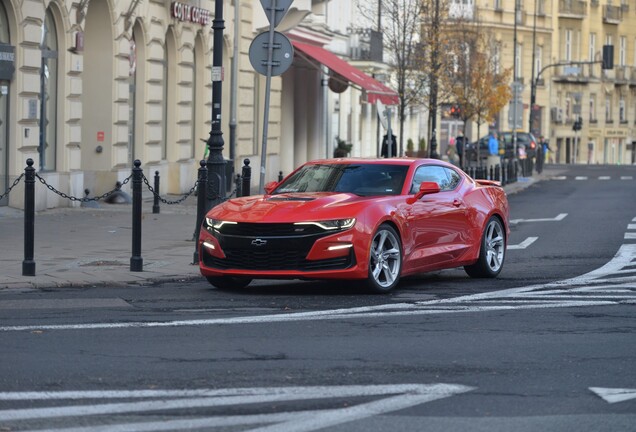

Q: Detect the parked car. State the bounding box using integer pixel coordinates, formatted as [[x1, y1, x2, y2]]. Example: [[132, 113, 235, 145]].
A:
[[198, 158, 510, 293], [500, 132, 539, 159], [465, 131, 538, 162]]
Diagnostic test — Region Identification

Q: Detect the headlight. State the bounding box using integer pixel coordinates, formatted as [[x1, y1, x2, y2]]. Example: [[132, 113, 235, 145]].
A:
[[294, 218, 356, 231], [205, 218, 237, 232]]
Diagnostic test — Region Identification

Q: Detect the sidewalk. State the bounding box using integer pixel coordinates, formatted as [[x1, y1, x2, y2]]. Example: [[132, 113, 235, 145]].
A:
[[0, 167, 559, 290]]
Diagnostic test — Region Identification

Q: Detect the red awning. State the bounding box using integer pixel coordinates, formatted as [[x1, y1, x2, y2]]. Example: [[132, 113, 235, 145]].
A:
[[292, 40, 399, 106]]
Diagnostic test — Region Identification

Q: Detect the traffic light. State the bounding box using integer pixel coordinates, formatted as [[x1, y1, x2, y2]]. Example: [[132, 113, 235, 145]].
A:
[[450, 105, 461, 118], [573, 116, 583, 131]]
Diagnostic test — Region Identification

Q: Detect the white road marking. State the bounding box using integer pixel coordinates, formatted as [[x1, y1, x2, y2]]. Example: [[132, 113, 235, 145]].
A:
[[624, 233, 636, 239], [0, 384, 474, 430], [575, 176, 588, 180], [1, 240, 635, 334], [598, 176, 611, 180], [509, 213, 567, 225], [627, 224, 636, 230], [621, 176, 633, 180], [589, 387, 636, 404], [507, 237, 538, 250], [552, 176, 567, 180]]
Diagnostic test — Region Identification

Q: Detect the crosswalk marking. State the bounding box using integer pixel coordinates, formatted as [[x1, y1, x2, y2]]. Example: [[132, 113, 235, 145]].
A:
[[0, 384, 474, 432], [590, 387, 636, 404], [507, 237, 538, 250], [550, 175, 635, 181]]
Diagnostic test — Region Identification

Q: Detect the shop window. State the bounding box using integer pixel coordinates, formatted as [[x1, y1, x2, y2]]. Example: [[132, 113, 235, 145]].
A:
[[39, 8, 58, 171]]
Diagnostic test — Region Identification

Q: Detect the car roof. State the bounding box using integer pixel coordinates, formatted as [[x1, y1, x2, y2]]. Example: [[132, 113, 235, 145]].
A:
[[307, 157, 450, 167]]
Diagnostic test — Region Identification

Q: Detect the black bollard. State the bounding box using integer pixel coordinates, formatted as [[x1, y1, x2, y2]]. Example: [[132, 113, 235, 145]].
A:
[[241, 158, 251, 197], [22, 159, 36, 276], [235, 174, 241, 197], [193, 160, 208, 264], [130, 160, 143, 272], [152, 171, 160, 214], [278, 171, 283, 182]]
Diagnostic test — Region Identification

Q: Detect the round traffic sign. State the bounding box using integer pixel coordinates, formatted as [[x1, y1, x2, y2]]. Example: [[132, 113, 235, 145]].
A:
[[249, 31, 294, 76]]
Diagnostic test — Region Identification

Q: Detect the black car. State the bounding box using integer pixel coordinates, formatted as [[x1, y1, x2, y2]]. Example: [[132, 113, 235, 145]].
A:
[[465, 132, 538, 162]]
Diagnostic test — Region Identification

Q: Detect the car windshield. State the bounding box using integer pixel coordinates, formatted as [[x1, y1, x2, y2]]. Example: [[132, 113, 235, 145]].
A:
[[273, 163, 409, 196]]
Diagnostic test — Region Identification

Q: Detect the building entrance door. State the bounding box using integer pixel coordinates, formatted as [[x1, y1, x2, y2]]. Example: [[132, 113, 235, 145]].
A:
[[0, 81, 8, 206]]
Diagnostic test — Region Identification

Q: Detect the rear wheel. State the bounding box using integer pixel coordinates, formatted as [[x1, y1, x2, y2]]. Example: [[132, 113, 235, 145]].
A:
[[464, 216, 505, 278], [366, 224, 402, 293], [205, 276, 252, 290]]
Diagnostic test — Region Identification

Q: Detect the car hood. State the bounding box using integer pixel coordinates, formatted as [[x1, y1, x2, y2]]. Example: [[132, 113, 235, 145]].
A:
[[208, 192, 378, 222]]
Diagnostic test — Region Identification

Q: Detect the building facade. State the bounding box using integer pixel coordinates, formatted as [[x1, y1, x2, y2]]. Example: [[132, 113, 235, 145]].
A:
[[0, 0, 406, 209], [468, 0, 636, 164]]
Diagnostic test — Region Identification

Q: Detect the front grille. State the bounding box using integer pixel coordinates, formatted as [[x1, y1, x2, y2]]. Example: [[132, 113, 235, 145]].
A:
[[215, 222, 326, 236], [202, 249, 353, 271], [203, 222, 355, 272]]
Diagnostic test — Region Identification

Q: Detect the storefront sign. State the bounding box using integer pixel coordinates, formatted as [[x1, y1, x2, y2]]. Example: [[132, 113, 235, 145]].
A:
[[606, 128, 628, 138], [0, 44, 15, 81], [170, 2, 210, 26]]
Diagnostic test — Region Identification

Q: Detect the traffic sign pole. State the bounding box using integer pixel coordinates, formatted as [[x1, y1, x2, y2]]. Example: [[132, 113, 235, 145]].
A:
[[258, 0, 277, 194]]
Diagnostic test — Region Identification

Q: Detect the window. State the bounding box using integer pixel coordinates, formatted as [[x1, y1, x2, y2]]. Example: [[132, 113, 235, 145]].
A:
[[606, 96, 612, 122], [619, 98, 626, 122], [535, 46, 543, 76], [589, 33, 596, 61], [589, 94, 596, 122], [565, 29, 572, 62], [410, 165, 461, 193], [40, 7, 58, 171], [620, 36, 627, 66], [515, 43, 522, 79]]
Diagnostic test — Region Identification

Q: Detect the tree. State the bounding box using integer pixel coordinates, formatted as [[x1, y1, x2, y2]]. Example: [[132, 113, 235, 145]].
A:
[[358, 0, 428, 157], [441, 27, 512, 164]]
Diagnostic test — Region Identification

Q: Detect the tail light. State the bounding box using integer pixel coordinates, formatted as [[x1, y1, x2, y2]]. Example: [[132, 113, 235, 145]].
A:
[[530, 141, 536, 149]]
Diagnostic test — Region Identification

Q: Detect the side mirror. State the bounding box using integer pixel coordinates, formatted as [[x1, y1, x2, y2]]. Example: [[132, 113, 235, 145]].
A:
[[406, 181, 440, 204], [264, 181, 278, 195]]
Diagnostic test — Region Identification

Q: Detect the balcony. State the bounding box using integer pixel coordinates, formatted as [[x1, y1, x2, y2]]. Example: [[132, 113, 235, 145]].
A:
[[348, 28, 383, 63], [615, 66, 629, 83], [603, 5, 622, 24], [558, 0, 587, 18], [553, 64, 592, 83]]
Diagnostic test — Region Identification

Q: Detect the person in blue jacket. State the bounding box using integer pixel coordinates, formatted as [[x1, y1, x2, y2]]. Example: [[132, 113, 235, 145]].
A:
[[488, 131, 499, 156]]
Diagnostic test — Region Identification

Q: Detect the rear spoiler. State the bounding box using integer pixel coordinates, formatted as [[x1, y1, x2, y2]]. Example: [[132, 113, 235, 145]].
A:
[[475, 179, 502, 187]]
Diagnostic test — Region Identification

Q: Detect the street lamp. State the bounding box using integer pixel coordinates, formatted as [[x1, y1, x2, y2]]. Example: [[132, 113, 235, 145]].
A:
[[205, 0, 227, 211]]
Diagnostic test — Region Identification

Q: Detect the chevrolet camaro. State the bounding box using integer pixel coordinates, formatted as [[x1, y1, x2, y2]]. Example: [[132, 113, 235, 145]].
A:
[[198, 158, 510, 292]]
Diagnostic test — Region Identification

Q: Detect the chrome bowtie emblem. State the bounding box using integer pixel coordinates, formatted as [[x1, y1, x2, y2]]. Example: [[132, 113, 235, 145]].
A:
[[251, 238, 267, 247]]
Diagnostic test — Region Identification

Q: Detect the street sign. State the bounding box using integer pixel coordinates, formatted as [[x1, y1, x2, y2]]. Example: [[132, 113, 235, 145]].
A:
[[249, 31, 294, 76], [259, 0, 294, 28], [508, 101, 523, 130]]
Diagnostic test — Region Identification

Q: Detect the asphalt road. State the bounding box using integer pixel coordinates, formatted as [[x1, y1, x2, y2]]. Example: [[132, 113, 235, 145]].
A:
[[0, 164, 635, 431]]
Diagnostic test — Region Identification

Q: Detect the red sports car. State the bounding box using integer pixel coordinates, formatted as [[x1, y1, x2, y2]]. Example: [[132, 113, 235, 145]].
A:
[[198, 158, 509, 292]]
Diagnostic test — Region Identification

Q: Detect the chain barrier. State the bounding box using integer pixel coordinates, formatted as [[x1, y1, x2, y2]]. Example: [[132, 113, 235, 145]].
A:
[[0, 174, 24, 201], [35, 173, 132, 202], [142, 174, 198, 205]]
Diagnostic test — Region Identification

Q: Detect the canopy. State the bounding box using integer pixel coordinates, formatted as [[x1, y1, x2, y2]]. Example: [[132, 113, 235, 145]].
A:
[[292, 40, 399, 105]]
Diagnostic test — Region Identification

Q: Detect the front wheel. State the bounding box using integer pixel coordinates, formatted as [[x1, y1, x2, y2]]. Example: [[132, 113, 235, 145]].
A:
[[365, 224, 402, 293], [205, 276, 252, 290], [464, 216, 505, 278]]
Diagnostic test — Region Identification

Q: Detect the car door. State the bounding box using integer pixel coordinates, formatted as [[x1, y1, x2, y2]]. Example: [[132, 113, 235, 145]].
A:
[[403, 165, 471, 270]]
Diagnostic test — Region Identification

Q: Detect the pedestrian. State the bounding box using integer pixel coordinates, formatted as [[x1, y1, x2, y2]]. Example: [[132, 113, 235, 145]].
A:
[[455, 131, 465, 168], [535, 139, 544, 174], [381, 133, 398, 158], [488, 131, 499, 156], [446, 140, 459, 165]]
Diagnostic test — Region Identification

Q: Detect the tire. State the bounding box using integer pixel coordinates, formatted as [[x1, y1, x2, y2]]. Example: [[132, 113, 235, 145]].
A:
[[205, 276, 252, 290], [366, 224, 402, 293], [464, 216, 505, 278]]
